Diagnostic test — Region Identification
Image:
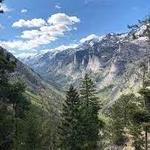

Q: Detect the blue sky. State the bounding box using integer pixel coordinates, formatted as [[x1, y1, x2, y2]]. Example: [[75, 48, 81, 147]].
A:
[[0, 0, 150, 57]]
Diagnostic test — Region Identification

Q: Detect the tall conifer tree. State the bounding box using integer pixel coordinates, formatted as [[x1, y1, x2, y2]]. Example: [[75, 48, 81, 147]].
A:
[[79, 74, 102, 150], [59, 85, 80, 150]]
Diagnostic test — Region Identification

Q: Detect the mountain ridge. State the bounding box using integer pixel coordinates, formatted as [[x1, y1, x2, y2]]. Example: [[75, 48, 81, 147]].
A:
[[0, 46, 64, 110], [21, 26, 150, 105]]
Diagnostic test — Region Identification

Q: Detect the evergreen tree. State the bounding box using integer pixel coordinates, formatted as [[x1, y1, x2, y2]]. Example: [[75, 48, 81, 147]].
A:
[[109, 101, 126, 146], [129, 123, 144, 150], [9, 82, 30, 150], [79, 74, 102, 150], [109, 93, 145, 149], [132, 87, 150, 150], [23, 109, 42, 150], [59, 85, 80, 150]]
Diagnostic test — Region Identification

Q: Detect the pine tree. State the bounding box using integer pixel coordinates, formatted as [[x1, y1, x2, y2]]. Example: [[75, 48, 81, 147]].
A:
[[109, 93, 145, 149], [23, 108, 42, 150], [9, 82, 30, 150], [59, 85, 80, 150], [109, 101, 126, 146], [129, 107, 145, 150], [79, 74, 102, 150]]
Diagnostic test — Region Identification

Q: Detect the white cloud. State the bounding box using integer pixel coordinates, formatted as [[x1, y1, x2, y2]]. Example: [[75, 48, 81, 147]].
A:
[[48, 13, 80, 26], [55, 5, 61, 9], [80, 34, 99, 43], [21, 9, 28, 13], [0, 35, 57, 51], [0, 13, 80, 57], [21, 29, 42, 39], [12, 13, 80, 29], [0, 40, 36, 50], [0, 4, 12, 12], [20, 24, 71, 40], [12, 18, 46, 28]]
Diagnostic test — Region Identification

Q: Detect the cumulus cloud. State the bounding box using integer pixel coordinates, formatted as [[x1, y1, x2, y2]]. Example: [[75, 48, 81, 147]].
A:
[[80, 34, 99, 43], [48, 13, 80, 26], [0, 40, 38, 50], [0, 36, 57, 51], [12, 18, 46, 28], [21, 9, 28, 13], [0, 13, 80, 56]]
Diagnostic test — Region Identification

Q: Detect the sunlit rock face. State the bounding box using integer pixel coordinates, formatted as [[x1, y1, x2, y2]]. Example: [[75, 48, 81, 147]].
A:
[[22, 33, 121, 85], [22, 29, 150, 102]]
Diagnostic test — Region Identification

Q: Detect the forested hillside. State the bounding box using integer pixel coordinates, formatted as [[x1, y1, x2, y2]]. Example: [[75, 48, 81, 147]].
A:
[[0, 0, 150, 149], [1, 45, 150, 149]]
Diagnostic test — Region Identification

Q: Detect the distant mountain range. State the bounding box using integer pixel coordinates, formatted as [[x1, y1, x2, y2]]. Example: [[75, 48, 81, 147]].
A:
[[1, 23, 149, 109], [21, 25, 150, 105]]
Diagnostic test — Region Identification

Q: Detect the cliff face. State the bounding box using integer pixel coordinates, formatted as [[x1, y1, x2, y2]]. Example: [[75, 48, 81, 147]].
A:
[[22, 28, 150, 103]]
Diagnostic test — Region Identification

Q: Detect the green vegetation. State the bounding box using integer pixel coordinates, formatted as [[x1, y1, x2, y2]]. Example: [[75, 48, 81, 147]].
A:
[[0, 50, 104, 149], [1, 16, 150, 150], [59, 85, 80, 150], [59, 75, 104, 150], [1, 48, 150, 150], [0, 50, 61, 150], [0, 50, 30, 149]]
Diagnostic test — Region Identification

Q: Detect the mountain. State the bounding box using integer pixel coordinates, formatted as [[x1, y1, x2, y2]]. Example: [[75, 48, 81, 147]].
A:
[[0, 46, 63, 110], [22, 26, 150, 105]]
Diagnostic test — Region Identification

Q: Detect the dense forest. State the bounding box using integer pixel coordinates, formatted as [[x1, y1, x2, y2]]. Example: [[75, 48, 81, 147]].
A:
[[0, 0, 150, 150]]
